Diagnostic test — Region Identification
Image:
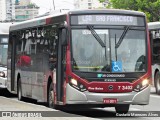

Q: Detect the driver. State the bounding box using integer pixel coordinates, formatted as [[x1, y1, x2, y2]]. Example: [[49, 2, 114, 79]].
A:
[[120, 51, 129, 63]]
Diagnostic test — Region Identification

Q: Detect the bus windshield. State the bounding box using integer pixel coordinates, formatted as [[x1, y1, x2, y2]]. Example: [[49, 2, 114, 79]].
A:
[[0, 36, 8, 66], [71, 28, 146, 72]]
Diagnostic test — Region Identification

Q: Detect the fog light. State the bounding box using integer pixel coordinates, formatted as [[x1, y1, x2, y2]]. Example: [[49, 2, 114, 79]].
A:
[[142, 79, 149, 86], [70, 78, 77, 86]]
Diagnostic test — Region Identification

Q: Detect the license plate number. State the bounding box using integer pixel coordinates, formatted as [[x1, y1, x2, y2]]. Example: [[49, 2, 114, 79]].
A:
[[103, 98, 117, 104]]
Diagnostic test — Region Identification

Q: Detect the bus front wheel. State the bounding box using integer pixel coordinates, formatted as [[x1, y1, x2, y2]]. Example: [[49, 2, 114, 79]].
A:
[[155, 72, 160, 95], [115, 104, 130, 114], [48, 83, 56, 108]]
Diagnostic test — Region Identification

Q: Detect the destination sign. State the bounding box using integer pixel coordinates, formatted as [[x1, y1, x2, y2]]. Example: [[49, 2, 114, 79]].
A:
[[71, 15, 144, 26]]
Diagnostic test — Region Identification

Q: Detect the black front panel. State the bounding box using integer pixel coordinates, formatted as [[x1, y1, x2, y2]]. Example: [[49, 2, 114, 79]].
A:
[[74, 71, 145, 83]]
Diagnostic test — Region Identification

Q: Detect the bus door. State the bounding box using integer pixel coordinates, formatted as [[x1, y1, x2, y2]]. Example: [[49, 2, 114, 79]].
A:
[[56, 28, 67, 102], [19, 37, 32, 97]]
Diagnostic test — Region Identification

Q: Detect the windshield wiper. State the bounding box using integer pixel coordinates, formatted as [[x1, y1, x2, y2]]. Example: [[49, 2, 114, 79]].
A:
[[87, 25, 106, 47], [115, 26, 130, 48]]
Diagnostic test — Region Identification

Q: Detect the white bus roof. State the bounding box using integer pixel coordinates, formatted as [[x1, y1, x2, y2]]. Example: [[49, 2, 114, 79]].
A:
[[148, 22, 160, 30], [0, 23, 13, 34], [10, 12, 67, 31]]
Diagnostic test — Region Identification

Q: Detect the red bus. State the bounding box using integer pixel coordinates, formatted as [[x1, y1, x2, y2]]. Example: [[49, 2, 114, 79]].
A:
[[7, 9, 151, 113], [148, 22, 160, 94]]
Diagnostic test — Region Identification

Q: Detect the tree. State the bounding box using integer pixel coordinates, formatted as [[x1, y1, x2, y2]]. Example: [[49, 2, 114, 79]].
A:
[[101, 0, 160, 22], [99, 0, 105, 2]]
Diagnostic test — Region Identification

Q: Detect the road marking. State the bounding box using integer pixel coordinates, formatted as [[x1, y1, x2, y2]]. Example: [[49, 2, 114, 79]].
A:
[[102, 107, 141, 111], [129, 108, 141, 111]]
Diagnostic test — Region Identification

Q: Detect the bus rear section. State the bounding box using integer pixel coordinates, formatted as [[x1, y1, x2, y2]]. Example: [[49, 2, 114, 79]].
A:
[[7, 10, 151, 114], [0, 23, 12, 89], [148, 22, 160, 95]]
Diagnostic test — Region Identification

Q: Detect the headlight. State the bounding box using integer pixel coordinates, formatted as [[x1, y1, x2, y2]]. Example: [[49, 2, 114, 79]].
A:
[[142, 79, 149, 86], [69, 78, 87, 92], [0, 71, 5, 77], [70, 78, 78, 86], [134, 79, 150, 92]]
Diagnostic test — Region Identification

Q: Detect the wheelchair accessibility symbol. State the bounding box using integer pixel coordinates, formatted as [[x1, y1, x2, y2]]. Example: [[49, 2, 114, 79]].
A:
[[112, 61, 122, 72]]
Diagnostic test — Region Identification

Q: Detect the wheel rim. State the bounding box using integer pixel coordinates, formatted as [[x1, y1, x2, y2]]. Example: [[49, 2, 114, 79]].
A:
[[49, 85, 54, 107]]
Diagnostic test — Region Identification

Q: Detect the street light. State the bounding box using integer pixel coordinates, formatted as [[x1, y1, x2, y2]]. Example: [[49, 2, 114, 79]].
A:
[[53, 0, 55, 10]]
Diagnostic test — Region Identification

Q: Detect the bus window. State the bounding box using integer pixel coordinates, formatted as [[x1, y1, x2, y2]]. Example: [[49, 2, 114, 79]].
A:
[[47, 27, 58, 71], [150, 30, 160, 64], [110, 30, 146, 72]]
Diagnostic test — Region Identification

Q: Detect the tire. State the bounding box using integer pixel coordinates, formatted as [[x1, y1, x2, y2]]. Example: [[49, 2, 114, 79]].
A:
[[155, 72, 160, 95], [48, 83, 56, 108], [17, 79, 23, 101], [115, 104, 130, 114]]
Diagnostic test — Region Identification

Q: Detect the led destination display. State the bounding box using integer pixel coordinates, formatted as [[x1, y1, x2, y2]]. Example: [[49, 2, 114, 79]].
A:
[[71, 15, 145, 26]]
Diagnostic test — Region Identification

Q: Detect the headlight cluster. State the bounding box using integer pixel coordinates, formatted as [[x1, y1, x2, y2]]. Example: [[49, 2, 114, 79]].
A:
[[69, 78, 87, 92], [134, 79, 150, 92], [0, 71, 5, 78]]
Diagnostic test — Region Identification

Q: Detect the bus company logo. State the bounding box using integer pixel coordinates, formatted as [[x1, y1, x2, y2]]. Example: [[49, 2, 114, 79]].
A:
[[97, 74, 108, 78], [97, 74, 103, 78], [108, 85, 113, 90]]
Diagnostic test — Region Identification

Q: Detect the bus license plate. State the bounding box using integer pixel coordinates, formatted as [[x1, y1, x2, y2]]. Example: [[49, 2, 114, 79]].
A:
[[103, 98, 117, 104]]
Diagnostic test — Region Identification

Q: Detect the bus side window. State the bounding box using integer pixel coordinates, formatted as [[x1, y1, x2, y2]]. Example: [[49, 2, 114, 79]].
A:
[[155, 31, 160, 39], [28, 30, 36, 55], [36, 28, 44, 53], [48, 27, 58, 71], [16, 32, 21, 54], [152, 29, 160, 63]]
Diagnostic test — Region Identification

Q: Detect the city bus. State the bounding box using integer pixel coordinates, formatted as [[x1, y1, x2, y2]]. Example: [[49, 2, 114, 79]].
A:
[[7, 9, 151, 113], [148, 22, 160, 94], [0, 23, 12, 88]]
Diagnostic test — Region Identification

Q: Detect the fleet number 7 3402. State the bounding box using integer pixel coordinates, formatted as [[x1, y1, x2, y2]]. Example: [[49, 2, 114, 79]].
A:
[[118, 86, 133, 90]]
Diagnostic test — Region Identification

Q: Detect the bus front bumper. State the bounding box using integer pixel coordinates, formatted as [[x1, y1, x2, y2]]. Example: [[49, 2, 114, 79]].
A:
[[66, 84, 150, 105], [0, 77, 7, 89]]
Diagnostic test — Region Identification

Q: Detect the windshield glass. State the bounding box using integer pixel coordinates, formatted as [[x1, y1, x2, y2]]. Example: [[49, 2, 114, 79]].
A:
[[0, 37, 8, 66], [71, 28, 146, 72]]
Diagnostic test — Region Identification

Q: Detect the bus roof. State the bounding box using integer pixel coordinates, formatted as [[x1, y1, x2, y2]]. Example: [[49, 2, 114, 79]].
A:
[[10, 9, 145, 31], [148, 22, 160, 30], [0, 23, 13, 34], [69, 9, 145, 16], [10, 12, 67, 31]]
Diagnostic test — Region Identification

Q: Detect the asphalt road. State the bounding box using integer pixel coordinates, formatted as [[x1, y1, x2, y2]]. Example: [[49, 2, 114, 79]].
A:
[[0, 87, 159, 120]]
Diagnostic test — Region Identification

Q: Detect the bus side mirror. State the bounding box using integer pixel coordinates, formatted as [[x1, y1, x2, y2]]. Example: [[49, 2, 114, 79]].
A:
[[61, 28, 67, 46]]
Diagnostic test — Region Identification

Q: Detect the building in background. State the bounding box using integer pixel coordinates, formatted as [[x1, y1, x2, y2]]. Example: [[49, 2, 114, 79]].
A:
[[0, 0, 15, 22], [0, 0, 6, 22], [6, 0, 15, 21], [19, 0, 30, 5], [74, 0, 109, 9], [15, 0, 39, 22]]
